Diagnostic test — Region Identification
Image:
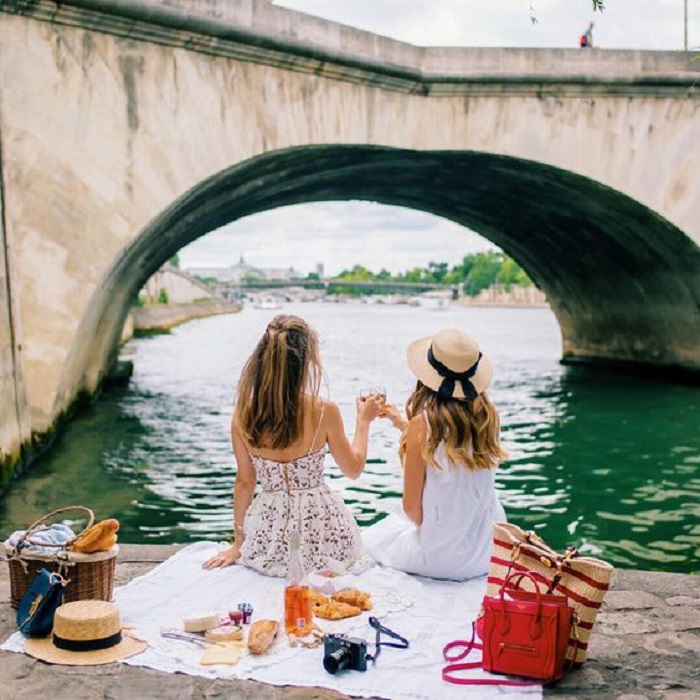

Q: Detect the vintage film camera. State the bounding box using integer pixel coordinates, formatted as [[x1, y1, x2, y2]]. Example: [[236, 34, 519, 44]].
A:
[[323, 633, 368, 674]]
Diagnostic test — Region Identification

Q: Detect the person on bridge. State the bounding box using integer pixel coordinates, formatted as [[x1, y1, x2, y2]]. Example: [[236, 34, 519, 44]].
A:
[[580, 21, 595, 48], [203, 314, 380, 575], [363, 327, 507, 581]]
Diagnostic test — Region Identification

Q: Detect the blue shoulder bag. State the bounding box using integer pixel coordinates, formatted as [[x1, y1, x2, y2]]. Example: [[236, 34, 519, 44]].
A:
[[16, 568, 67, 637]]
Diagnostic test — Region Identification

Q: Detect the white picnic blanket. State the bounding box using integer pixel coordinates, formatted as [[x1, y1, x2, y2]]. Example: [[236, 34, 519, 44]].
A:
[[2, 542, 541, 700]]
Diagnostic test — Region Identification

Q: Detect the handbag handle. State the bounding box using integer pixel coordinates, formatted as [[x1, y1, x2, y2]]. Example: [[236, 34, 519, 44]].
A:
[[499, 571, 544, 638], [17, 506, 95, 548]]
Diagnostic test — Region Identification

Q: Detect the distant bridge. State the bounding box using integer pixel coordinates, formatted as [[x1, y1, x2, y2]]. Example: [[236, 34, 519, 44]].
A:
[[224, 279, 457, 295]]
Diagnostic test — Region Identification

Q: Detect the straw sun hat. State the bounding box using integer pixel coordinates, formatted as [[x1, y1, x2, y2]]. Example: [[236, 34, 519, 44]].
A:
[[407, 328, 493, 401], [23, 600, 147, 666]]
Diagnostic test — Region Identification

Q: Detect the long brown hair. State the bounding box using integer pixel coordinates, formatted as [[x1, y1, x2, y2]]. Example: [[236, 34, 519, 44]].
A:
[[399, 382, 507, 470], [234, 315, 322, 449]]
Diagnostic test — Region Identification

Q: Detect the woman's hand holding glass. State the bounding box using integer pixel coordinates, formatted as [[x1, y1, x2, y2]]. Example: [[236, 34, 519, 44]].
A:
[[379, 403, 408, 431], [356, 390, 384, 423]]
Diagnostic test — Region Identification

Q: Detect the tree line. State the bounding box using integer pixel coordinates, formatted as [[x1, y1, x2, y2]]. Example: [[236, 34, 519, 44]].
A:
[[308, 252, 534, 297]]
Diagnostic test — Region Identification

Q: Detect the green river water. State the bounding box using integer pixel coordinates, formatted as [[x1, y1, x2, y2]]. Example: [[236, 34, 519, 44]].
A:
[[1, 303, 697, 573]]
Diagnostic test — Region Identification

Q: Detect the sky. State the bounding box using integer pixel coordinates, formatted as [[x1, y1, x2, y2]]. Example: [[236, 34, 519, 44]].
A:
[[180, 0, 698, 277]]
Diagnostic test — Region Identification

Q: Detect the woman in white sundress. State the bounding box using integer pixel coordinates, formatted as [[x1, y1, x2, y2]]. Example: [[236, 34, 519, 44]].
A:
[[364, 327, 507, 581], [203, 314, 381, 576]]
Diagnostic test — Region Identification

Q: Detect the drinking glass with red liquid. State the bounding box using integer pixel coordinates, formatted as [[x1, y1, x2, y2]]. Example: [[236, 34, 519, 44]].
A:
[[284, 532, 312, 636]]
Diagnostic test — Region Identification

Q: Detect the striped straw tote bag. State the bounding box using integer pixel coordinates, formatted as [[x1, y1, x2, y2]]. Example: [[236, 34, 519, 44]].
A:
[[485, 522, 614, 665]]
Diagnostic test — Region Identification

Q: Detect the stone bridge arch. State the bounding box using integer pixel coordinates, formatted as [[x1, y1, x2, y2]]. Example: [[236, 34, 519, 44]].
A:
[[61, 144, 700, 418], [1, 0, 698, 481]]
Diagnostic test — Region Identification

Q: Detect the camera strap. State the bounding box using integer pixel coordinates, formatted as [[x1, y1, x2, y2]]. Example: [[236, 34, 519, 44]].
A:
[[366, 616, 410, 663]]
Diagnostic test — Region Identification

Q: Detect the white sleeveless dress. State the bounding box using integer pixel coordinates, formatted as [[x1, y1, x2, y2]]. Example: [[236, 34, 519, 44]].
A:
[[238, 442, 374, 578], [363, 441, 506, 581]]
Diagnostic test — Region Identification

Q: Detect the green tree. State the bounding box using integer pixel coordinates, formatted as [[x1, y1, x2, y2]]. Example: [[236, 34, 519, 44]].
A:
[[305, 272, 320, 280], [337, 265, 375, 281], [497, 257, 532, 290], [426, 261, 449, 283], [157, 288, 169, 304], [464, 252, 503, 296], [169, 254, 180, 268]]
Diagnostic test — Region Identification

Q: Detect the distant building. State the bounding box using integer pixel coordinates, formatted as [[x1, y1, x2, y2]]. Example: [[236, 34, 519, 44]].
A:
[[185, 265, 233, 282], [315, 262, 325, 278], [185, 256, 302, 283]]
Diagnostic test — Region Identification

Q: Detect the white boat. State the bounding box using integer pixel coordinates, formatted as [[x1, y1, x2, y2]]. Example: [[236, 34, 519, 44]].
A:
[[253, 295, 283, 310], [411, 291, 452, 310]]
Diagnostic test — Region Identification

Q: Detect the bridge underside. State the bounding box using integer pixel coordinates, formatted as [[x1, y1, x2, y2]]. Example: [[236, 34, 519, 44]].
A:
[[62, 145, 700, 404]]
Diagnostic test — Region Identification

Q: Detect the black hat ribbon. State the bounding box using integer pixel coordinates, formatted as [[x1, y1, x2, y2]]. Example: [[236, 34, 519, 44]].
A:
[[427, 346, 482, 401]]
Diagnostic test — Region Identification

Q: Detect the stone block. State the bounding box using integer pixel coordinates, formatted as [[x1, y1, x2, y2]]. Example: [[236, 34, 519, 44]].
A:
[[596, 611, 661, 635], [665, 596, 700, 607], [641, 631, 700, 657], [605, 591, 663, 609]]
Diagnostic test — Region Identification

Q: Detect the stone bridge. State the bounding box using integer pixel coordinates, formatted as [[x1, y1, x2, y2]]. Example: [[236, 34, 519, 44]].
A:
[[0, 0, 699, 483]]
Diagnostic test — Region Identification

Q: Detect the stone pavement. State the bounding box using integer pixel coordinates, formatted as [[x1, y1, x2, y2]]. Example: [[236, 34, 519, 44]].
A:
[[0, 545, 698, 700]]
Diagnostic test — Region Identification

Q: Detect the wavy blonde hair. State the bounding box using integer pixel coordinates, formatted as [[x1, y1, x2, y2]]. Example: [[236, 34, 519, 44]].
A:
[[399, 382, 507, 470], [234, 315, 322, 449]]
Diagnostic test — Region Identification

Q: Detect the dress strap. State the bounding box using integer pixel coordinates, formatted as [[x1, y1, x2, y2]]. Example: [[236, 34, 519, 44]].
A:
[[307, 401, 326, 456]]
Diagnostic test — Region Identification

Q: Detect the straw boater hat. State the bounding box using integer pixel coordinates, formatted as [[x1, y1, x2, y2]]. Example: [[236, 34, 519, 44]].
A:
[[407, 328, 493, 401], [24, 600, 147, 666]]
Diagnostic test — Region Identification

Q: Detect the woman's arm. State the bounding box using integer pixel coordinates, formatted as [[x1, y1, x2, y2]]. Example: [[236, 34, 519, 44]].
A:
[[380, 403, 408, 432], [326, 397, 382, 480], [202, 423, 257, 569], [402, 415, 427, 526]]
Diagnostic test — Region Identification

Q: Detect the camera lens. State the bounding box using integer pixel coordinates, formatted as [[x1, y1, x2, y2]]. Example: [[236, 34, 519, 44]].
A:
[[323, 647, 351, 675]]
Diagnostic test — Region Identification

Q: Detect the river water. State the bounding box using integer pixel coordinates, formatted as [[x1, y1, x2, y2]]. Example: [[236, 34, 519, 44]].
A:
[[1, 303, 698, 574]]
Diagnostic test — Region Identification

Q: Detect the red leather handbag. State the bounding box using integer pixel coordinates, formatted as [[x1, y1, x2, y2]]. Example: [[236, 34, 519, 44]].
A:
[[443, 572, 579, 686]]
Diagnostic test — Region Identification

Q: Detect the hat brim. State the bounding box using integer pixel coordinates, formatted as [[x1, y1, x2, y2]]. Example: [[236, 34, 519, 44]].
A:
[[24, 632, 147, 666], [407, 336, 493, 399]]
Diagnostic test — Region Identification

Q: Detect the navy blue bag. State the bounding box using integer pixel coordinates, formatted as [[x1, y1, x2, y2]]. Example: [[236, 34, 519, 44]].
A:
[[16, 568, 67, 637]]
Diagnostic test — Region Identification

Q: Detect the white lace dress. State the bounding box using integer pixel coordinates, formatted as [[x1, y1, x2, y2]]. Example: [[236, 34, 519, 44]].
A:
[[238, 448, 374, 577]]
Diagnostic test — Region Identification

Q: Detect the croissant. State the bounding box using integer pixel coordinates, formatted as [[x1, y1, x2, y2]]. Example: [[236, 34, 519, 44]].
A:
[[70, 519, 120, 553], [247, 620, 279, 655], [308, 590, 330, 608], [332, 589, 372, 611], [313, 601, 362, 620]]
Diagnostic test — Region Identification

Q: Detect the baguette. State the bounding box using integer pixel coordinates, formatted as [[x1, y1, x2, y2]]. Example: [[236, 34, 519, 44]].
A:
[[247, 620, 279, 655]]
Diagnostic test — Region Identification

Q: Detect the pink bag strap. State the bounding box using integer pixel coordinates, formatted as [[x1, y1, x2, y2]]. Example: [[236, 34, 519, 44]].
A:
[[442, 623, 540, 686]]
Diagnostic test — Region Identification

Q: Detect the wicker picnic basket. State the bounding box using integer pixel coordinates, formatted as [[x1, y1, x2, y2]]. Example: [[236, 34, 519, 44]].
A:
[[3, 506, 118, 609]]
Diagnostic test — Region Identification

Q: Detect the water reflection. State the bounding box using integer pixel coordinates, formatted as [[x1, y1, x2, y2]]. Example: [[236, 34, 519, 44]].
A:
[[0, 305, 697, 574], [499, 366, 700, 570]]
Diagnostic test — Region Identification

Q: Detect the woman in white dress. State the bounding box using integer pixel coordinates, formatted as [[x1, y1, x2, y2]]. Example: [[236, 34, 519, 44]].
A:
[[203, 314, 380, 576], [364, 327, 507, 581]]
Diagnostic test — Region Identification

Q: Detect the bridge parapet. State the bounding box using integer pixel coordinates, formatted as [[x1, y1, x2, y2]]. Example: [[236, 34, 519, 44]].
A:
[[2, 0, 697, 96]]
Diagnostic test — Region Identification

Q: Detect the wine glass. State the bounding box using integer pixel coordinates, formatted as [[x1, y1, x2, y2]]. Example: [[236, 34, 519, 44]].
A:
[[369, 386, 387, 405]]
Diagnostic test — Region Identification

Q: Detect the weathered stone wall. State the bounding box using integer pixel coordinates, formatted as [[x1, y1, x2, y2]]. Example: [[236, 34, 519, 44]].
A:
[[0, 0, 698, 482], [141, 266, 219, 304]]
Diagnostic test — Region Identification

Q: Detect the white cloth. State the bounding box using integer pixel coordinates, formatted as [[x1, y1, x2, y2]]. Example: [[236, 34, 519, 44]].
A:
[[1, 541, 540, 700], [6, 524, 76, 552], [363, 443, 506, 581]]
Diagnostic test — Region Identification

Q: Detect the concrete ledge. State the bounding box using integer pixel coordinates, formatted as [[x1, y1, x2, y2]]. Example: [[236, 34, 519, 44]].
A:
[[131, 301, 242, 332], [0, 545, 698, 698]]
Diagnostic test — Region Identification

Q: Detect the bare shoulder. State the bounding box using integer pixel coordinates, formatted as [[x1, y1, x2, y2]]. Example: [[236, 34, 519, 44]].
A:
[[307, 397, 339, 424], [320, 398, 341, 420]]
